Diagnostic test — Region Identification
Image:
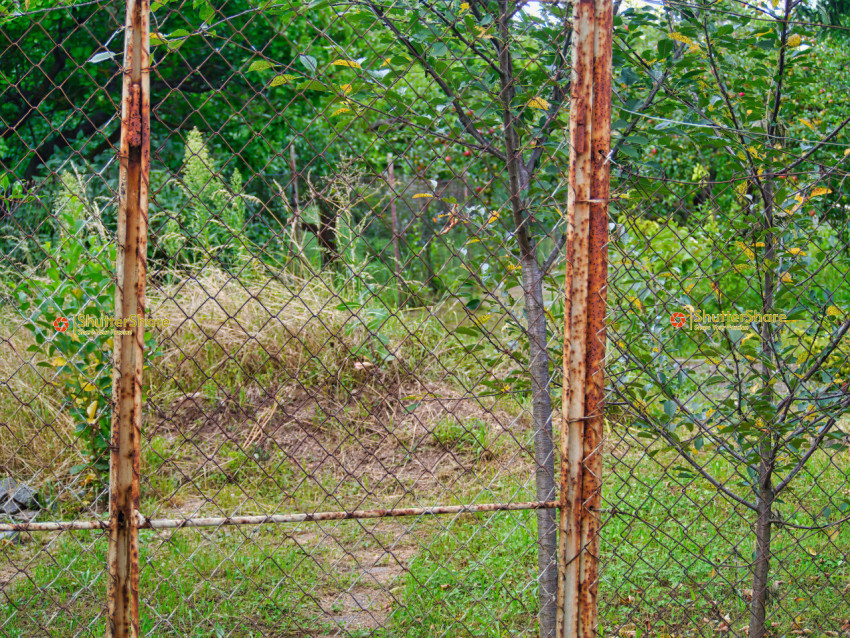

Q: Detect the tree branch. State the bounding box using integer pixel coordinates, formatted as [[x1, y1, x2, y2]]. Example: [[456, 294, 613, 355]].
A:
[[774, 394, 850, 494], [363, 0, 506, 161]]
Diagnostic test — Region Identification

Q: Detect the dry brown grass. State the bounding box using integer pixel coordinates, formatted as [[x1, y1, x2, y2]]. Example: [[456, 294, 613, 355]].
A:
[[1, 267, 519, 503], [0, 309, 82, 484]]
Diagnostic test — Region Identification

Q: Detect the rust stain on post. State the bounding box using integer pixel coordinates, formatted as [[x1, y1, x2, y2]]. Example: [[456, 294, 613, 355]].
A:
[[107, 0, 149, 636], [578, 0, 613, 635], [557, 0, 595, 635], [559, 0, 612, 634]]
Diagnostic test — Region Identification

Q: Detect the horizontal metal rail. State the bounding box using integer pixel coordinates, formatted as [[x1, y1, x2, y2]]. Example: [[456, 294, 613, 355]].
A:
[[0, 500, 559, 533]]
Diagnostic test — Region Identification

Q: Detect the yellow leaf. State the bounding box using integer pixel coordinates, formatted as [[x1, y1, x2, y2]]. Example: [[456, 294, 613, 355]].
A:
[[332, 59, 361, 68], [787, 247, 805, 256], [736, 240, 755, 261], [669, 32, 695, 46], [460, 2, 469, 9], [51, 357, 67, 367], [827, 305, 843, 317], [810, 187, 831, 197], [781, 273, 793, 283], [332, 107, 351, 116], [787, 34, 802, 48], [844, 148, 850, 157], [527, 97, 550, 110], [86, 400, 98, 424], [684, 304, 695, 314], [800, 118, 815, 132], [412, 193, 434, 199], [270, 74, 298, 87], [475, 26, 493, 39], [248, 59, 276, 73], [747, 146, 760, 159], [81, 472, 97, 486]]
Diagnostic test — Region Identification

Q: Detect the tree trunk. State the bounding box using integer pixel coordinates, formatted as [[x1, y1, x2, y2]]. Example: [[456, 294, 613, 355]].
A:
[[495, 1, 557, 633], [749, 469, 774, 638], [419, 195, 437, 293], [522, 260, 558, 637], [388, 154, 402, 307], [750, 174, 776, 638]]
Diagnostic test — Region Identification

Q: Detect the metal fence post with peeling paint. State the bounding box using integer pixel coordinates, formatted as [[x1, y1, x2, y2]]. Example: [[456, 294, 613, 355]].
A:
[[558, 0, 613, 634], [107, 0, 149, 635]]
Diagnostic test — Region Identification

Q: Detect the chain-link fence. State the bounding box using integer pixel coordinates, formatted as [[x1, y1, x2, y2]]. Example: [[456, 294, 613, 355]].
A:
[[2, 0, 850, 636]]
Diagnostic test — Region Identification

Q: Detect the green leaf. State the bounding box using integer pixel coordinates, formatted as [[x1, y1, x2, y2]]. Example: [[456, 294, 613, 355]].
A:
[[299, 54, 318, 75], [657, 38, 674, 59], [88, 51, 117, 64], [297, 79, 328, 92]]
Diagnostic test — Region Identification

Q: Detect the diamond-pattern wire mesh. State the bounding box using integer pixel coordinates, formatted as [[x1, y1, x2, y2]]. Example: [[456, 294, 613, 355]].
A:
[[597, 3, 850, 634], [2, 0, 850, 636], [0, 1, 125, 633]]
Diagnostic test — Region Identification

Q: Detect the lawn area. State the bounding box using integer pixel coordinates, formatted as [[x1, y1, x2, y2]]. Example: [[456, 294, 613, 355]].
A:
[[4, 433, 848, 637]]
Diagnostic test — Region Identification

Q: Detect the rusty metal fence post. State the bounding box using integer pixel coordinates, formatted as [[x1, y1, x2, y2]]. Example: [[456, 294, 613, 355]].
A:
[[558, 0, 613, 634], [107, 0, 149, 635]]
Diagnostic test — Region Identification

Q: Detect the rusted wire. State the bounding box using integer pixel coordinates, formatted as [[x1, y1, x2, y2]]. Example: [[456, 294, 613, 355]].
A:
[[0, 500, 559, 533]]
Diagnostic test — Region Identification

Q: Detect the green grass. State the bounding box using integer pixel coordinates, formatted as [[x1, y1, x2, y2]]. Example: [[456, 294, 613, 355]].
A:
[[386, 447, 850, 637], [3, 444, 849, 636], [1, 524, 370, 637], [389, 511, 539, 637], [431, 416, 493, 457]]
